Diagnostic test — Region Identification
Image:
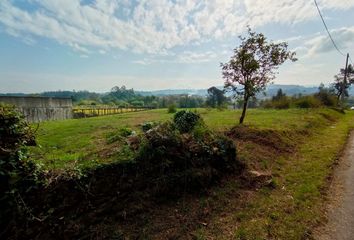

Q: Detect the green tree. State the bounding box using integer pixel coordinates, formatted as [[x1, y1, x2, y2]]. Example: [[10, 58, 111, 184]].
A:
[[206, 86, 227, 108], [221, 28, 296, 124], [272, 88, 286, 101]]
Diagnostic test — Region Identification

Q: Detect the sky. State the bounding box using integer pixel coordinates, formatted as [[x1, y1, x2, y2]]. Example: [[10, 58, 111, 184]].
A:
[[1, 0, 354, 93]]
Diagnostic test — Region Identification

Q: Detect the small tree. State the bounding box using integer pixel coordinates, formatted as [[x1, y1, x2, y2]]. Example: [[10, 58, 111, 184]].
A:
[[221, 28, 296, 124], [332, 64, 354, 102]]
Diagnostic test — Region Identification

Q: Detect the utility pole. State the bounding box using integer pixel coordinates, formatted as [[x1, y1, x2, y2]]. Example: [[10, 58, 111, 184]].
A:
[[341, 53, 349, 102]]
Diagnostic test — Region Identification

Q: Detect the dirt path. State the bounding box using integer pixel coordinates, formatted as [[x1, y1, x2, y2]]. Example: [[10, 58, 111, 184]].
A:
[[315, 132, 354, 240]]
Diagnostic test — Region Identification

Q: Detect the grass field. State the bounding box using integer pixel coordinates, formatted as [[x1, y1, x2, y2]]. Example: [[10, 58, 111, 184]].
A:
[[28, 108, 354, 238], [30, 108, 341, 170]]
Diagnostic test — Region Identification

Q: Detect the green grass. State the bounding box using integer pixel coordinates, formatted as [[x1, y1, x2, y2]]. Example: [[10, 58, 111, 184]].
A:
[[30, 108, 349, 170], [190, 109, 354, 239]]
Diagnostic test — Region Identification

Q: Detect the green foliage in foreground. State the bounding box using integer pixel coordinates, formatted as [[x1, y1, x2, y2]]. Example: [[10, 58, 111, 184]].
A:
[[2, 108, 243, 239], [0, 105, 41, 229], [173, 110, 202, 133]]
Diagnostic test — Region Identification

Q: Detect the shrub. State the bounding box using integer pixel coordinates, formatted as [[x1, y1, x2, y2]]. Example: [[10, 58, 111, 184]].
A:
[[135, 121, 242, 194], [295, 96, 322, 108], [272, 98, 290, 109], [167, 104, 177, 113], [315, 91, 337, 107], [262, 98, 290, 109], [173, 110, 202, 133], [0, 104, 41, 229]]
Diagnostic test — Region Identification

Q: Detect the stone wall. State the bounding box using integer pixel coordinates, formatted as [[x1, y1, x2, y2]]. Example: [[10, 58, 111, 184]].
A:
[[0, 96, 73, 123]]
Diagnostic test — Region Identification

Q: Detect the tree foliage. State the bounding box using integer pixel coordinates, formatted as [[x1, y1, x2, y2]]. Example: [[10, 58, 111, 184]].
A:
[[206, 86, 228, 108], [332, 64, 354, 101], [221, 28, 296, 123]]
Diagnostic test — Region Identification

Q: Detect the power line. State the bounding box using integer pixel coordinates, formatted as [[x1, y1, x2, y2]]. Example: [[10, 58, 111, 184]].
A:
[[349, 55, 354, 65], [313, 0, 346, 57]]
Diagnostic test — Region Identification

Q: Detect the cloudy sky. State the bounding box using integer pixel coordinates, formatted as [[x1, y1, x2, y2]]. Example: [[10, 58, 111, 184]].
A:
[[0, 0, 354, 93]]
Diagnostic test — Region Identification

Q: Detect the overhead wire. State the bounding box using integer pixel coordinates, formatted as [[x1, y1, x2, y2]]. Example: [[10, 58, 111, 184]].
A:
[[349, 55, 354, 66], [313, 0, 346, 57]]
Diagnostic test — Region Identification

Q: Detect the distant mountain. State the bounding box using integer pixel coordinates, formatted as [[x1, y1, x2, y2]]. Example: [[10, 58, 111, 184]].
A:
[[264, 84, 319, 97], [137, 85, 322, 98]]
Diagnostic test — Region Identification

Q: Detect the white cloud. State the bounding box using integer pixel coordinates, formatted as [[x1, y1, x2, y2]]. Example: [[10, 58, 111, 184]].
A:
[[177, 51, 217, 63], [0, 0, 354, 55], [132, 59, 154, 65], [69, 43, 90, 54], [132, 50, 219, 65], [305, 27, 354, 56]]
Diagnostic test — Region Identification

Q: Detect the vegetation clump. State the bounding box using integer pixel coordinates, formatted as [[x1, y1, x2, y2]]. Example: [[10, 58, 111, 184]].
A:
[[141, 121, 158, 132], [0, 104, 41, 233], [136, 120, 240, 193], [294, 95, 322, 108], [167, 104, 177, 113], [173, 110, 202, 133], [261, 85, 339, 109]]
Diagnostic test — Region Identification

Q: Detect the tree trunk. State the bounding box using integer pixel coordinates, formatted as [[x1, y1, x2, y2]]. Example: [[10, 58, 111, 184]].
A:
[[239, 96, 249, 124]]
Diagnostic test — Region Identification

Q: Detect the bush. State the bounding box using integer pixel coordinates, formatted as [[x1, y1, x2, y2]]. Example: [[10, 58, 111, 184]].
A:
[[173, 110, 202, 133], [0, 104, 41, 230], [295, 96, 322, 108], [167, 104, 177, 113], [262, 98, 290, 109], [315, 91, 337, 107], [135, 121, 242, 194]]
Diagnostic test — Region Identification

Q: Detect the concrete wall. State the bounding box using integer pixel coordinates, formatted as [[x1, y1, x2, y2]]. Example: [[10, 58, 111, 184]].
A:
[[0, 96, 73, 123]]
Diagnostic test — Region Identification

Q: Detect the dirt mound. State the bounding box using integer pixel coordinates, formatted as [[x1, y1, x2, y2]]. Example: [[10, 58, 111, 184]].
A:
[[227, 125, 296, 153]]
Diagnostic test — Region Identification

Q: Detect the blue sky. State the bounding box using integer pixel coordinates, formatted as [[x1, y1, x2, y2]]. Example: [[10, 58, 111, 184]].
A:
[[1, 0, 354, 93]]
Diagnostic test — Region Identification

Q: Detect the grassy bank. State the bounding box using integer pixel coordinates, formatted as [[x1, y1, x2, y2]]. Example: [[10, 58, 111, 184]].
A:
[[28, 108, 354, 239], [30, 108, 342, 170], [190, 109, 354, 239]]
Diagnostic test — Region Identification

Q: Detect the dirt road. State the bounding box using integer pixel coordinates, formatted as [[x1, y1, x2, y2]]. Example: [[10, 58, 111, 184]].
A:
[[315, 132, 354, 240]]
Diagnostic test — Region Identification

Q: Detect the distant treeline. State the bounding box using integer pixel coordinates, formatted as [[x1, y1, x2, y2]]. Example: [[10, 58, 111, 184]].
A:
[[11, 86, 207, 108], [2, 84, 354, 109]]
